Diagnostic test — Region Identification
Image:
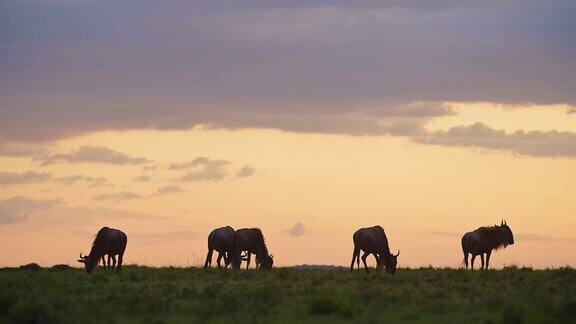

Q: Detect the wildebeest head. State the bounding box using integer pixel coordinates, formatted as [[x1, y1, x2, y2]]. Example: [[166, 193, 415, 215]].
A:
[[500, 220, 514, 246], [259, 254, 274, 269], [378, 250, 400, 274], [77, 253, 97, 273]]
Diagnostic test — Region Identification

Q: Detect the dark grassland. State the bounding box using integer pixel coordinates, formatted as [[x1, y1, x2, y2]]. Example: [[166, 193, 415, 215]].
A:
[[1, 266, 575, 323]]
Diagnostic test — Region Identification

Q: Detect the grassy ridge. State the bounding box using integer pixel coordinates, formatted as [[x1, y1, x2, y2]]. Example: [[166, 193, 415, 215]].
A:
[[1, 266, 575, 323]]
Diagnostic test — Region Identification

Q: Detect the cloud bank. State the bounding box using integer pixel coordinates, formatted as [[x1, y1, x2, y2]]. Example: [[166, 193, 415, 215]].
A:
[[0, 0, 573, 151]]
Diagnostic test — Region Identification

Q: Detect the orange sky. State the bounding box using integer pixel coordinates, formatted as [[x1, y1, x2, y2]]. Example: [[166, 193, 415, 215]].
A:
[[1, 103, 575, 269]]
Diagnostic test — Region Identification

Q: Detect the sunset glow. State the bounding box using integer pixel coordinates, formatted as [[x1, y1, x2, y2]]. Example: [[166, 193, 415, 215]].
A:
[[1, 1, 575, 269]]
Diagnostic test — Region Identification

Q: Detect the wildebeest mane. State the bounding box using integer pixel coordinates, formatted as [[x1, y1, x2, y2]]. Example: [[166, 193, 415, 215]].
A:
[[250, 227, 269, 257], [374, 226, 391, 255], [476, 226, 508, 250], [89, 226, 111, 257]]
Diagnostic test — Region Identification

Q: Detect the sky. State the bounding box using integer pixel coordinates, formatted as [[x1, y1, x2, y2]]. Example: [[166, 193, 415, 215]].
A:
[[0, 0, 575, 268]]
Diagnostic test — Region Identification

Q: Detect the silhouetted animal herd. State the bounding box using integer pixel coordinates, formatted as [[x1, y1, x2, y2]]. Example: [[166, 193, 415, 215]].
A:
[[77, 221, 515, 273]]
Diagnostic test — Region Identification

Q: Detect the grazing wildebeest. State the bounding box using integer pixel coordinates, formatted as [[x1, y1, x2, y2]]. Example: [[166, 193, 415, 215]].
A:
[[231, 228, 274, 269], [461, 220, 514, 270], [203, 226, 235, 270], [77, 227, 127, 273], [350, 225, 399, 274]]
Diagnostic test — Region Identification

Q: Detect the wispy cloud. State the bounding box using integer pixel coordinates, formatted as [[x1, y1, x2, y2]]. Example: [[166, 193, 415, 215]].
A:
[[151, 185, 186, 197], [0, 171, 51, 185], [174, 157, 231, 182], [516, 233, 576, 243], [134, 230, 197, 244], [428, 230, 576, 243], [93, 191, 142, 202], [415, 123, 576, 158], [132, 175, 151, 182], [35, 146, 151, 166], [54, 175, 108, 187], [428, 230, 459, 237], [169, 157, 229, 170], [236, 165, 256, 178], [0, 197, 61, 224], [286, 221, 306, 237]]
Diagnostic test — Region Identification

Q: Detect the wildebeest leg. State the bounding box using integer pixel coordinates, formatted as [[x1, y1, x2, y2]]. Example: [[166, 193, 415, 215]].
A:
[[111, 255, 117, 268], [246, 253, 251, 269], [216, 252, 224, 270], [485, 251, 491, 269], [101, 256, 107, 268], [463, 251, 469, 269], [470, 254, 476, 270], [361, 252, 370, 273], [350, 247, 359, 272], [116, 253, 124, 272], [480, 254, 485, 269], [203, 248, 214, 269], [107, 255, 113, 269]]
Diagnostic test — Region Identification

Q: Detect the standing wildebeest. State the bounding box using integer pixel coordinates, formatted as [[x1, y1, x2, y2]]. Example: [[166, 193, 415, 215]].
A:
[[203, 226, 235, 270], [231, 228, 274, 269], [77, 227, 127, 273], [350, 225, 399, 274], [461, 220, 514, 270]]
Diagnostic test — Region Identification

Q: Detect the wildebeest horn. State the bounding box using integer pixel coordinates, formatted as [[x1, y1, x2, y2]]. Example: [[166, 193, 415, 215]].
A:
[[394, 250, 400, 257], [79, 253, 86, 259], [501, 219, 504, 226], [270, 254, 274, 259]]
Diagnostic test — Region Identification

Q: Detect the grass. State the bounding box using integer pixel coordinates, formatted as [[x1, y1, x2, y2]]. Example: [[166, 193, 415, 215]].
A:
[[0, 265, 575, 323]]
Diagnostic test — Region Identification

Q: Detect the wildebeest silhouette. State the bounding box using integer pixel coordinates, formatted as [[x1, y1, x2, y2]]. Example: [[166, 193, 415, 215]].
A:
[[231, 228, 274, 269], [77, 227, 127, 273], [461, 220, 514, 270], [203, 226, 235, 270], [350, 225, 399, 274]]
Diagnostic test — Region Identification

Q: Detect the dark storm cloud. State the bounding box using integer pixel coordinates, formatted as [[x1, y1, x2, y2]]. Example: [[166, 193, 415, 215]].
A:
[[0, 0, 574, 153]]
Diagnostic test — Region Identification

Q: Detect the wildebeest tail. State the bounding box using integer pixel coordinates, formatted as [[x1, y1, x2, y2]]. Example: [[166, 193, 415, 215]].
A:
[[461, 234, 468, 267]]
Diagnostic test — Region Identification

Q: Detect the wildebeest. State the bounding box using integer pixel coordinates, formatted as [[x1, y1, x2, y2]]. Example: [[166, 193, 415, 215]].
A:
[[461, 220, 514, 270], [203, 226, 235, 270], [231, 228, 274, 269], [77, 227, 127, 273], [350, 225, 399, 274]]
